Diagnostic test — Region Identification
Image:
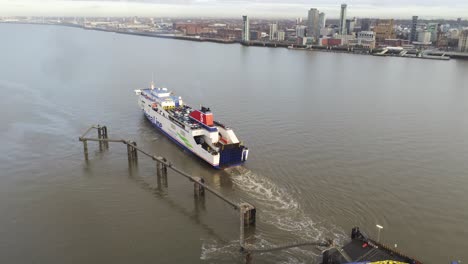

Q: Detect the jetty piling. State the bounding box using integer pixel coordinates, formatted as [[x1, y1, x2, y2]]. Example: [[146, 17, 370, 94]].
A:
[[101, 126, 108, 148], [156, 159, 168, 187], [97, 125, 103, 151], [240, 204, 245, 251], [131, 141, 138, 164], [240, 202, 256, 227], [82, 139, 88, 160], [126, 141, 138, 165], [97, 125, 109, 150], [193, 177, 205, 197]]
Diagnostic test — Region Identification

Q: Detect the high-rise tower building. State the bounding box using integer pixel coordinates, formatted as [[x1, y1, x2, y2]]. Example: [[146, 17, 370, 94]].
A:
[[418, 31, 431, 43], [360, 18, 371, 31], [409, 16, 418, 42], [346, 17, 357, 34], [373, 19, 395, 44], [458, 29, 468, 52], [296, 25, 307, 38], [277, 31, 285, 41], [339, 4, 347, 35], [319, 12, 326, 31], [307, 8, 320, 39], [427, 23, 439, 42], [269, 23, 278, 41], [242, 15, 250, 42]]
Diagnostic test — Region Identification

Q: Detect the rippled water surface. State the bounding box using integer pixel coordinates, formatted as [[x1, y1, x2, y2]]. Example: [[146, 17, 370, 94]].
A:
[[1, 24, 467, 263]]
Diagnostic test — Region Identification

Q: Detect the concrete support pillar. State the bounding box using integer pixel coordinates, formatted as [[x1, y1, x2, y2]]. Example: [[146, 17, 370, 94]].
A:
[[156, 165, 162, 190], [157, 159, 167, 176], [156, 161, 161, 176], [97, 126, 103, 151], [240, 203, 256, 227], [162, 158, 168, 175], [83, 140, 88, 160], [156, 160, 168, 187], [245, 253, 252, 264], [127, 142, 138, 165], [127, 143, 132, 163], [161, 168, 168, 187], [240, 203, 245, 250], [101, 126, 109, 149], [239, 203, 256, 257], [193, 177, 205, 197], [131, 141, 138, 164]]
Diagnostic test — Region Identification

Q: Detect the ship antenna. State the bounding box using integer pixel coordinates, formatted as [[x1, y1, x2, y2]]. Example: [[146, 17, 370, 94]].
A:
[[150, 73, 155, 89]]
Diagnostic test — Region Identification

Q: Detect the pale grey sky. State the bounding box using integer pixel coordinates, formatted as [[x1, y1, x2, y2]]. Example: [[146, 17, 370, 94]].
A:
[[0, 0, 466, 19]]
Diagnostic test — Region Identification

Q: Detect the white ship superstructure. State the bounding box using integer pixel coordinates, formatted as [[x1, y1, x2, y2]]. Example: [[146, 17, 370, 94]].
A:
[[135, 82, 249, 169]]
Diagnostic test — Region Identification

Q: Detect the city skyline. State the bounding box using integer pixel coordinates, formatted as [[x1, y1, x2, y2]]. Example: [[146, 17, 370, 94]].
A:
[[0, 0, 467, 19]]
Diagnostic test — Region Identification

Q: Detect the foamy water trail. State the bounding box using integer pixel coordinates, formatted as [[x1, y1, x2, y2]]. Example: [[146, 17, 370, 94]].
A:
[[200, 239, 240, 262], [201, 166, 347, 262], [228, 166, 344, 241]]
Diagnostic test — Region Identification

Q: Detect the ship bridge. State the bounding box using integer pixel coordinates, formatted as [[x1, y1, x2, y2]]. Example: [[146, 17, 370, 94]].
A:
[[144, 87, 184, 109]]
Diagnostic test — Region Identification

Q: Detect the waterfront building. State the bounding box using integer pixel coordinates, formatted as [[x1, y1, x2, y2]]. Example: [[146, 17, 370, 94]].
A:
[[173, 22, 205, 36], [373, 19, 395, 44], [321, 37, 343, 46], [427, 23, 439, 42], [417, 31, 432, 43], [348, 32, 375, 49], [437, 35, 448, 48], [318, 37, 329, 46], [449, 28, 459, 39], [242, 15, 249, 42], [435, 24, 445, 47], [339, 3, 347, 35], [250, 31, 259, 41], [298, 37, 314, 45], [357, 31, 376, 49], [269, 23, 278, 40], [459, 29, 468, 52], [319, 12, 326, 31], [285, 28, 295, 39], [346, 17, 357, 34], [296, 25, 306, 38], [409, 16, 418, 42], [361, 18, 371, 31], [307, 8, 320, 40], [320, 27, 334, 37], [335, 34, 356, 46], [277, 31, 285, 41], [217, 28, 242, 40]]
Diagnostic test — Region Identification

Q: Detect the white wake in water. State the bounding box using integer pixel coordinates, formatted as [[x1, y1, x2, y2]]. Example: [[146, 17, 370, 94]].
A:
[[200, 166, 347, 263]]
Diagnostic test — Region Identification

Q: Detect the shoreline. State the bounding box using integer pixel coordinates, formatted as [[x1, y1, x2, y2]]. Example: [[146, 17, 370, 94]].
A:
[[2, 21, 467, 60]]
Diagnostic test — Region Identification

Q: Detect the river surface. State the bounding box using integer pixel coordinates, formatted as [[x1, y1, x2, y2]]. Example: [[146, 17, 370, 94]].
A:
[[0, 24, 467, 264]]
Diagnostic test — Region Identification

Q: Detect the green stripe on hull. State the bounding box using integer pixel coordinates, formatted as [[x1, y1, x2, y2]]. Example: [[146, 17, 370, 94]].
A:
[[177, 133, 193, 148]]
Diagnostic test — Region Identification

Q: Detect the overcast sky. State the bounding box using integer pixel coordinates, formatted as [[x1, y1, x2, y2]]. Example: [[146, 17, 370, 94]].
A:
[[0, 0, 466, 19]]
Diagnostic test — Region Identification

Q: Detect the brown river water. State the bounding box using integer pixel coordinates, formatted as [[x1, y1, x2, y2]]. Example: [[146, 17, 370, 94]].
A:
[[0, 24, 467, 263]]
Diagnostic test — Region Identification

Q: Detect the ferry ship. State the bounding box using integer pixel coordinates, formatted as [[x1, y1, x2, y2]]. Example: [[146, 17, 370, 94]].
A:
[[134, 82, 249, 169]]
